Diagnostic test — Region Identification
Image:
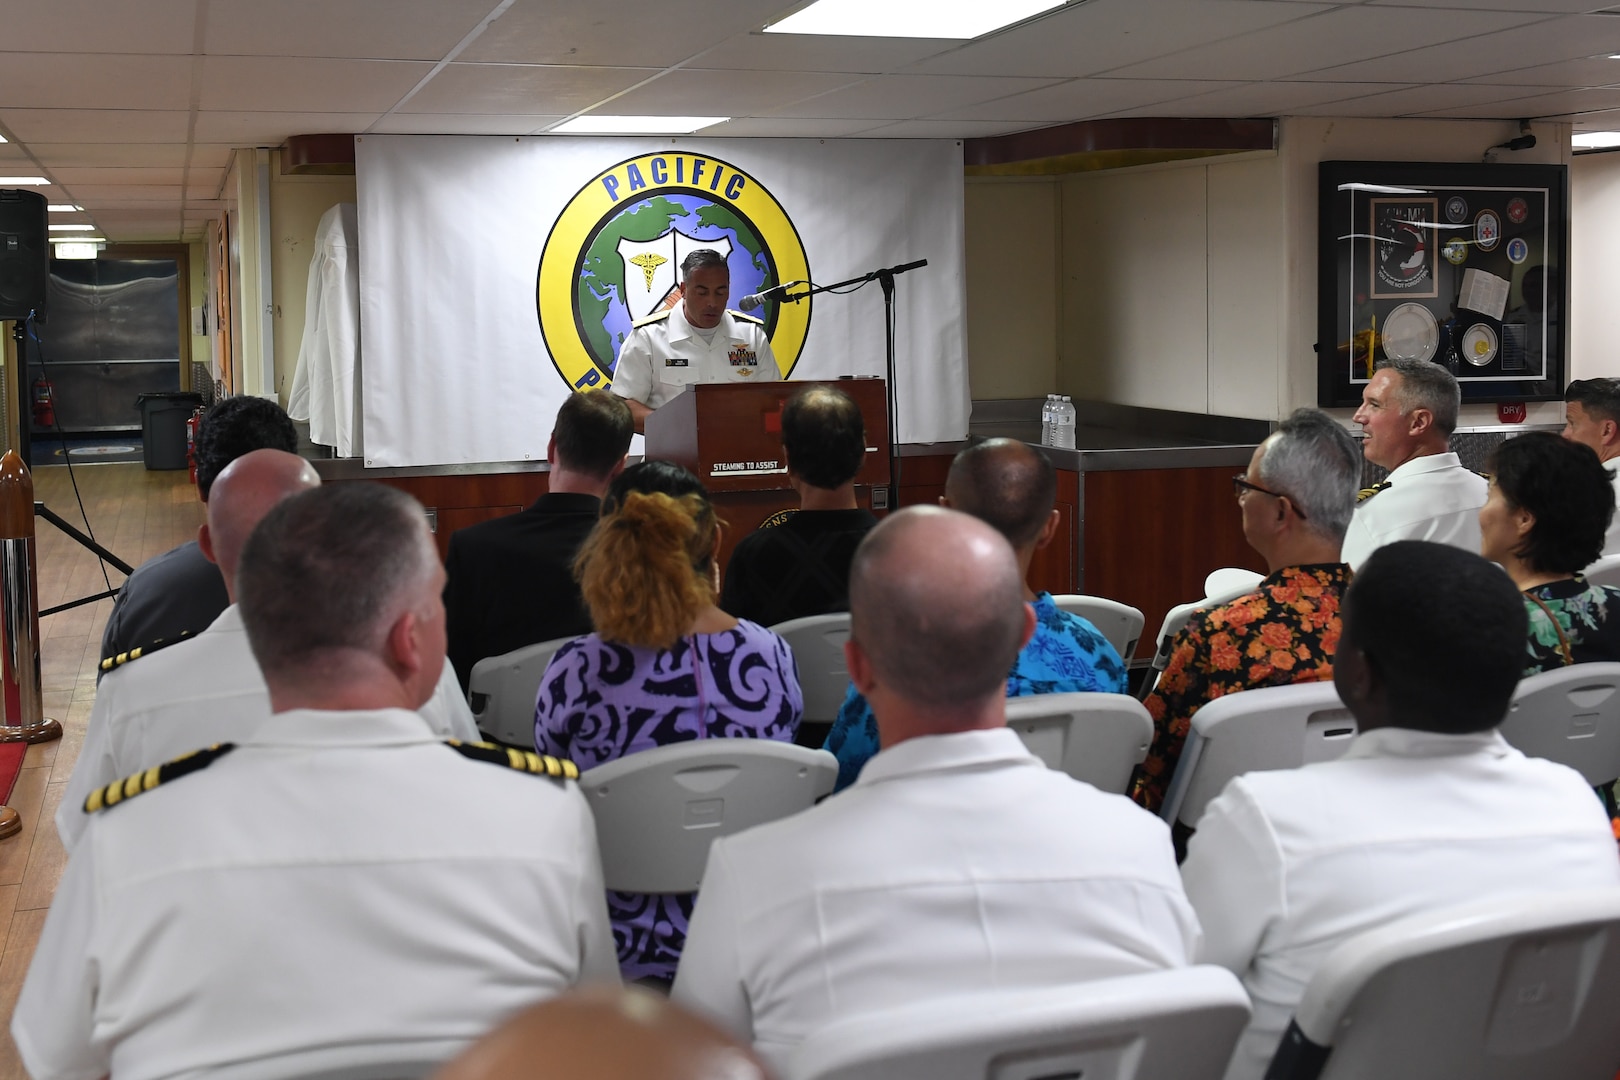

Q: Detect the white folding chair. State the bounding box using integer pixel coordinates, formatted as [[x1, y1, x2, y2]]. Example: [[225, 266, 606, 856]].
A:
[[771, 613, 853, 727], [1502, 662, 1620, 786], [1584, 553, 1620, 590], [467, 636, 577, 750], [579, 740, 837, 893], [1143, 576, 1268, 701], [1159, 681, 1355, 829], [1266, 889, 1620, 1080], [1204, 567, 1264, 599], [1048, 595, 1146, 660], [1004, 691, 1153, 794], [788, 966, 1251, 1080]]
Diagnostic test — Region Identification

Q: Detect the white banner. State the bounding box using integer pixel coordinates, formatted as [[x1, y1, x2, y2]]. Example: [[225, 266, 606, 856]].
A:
[[355, 135, 967, 467]]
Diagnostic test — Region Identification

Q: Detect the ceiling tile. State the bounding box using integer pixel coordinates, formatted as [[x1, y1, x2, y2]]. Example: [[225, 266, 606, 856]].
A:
[[1295, 15, 1620, 83], [936, 79, 1242, 123], [192, 112, 380, 144], [1366, 0, 1606, 10], [189, 146, 237, 169], [1290, 82, 1567, 116], [697, 117, 892, 137], [1461, 56, 1620, 87], [205, 0, 487, 60], [770, 75, 1069, 121], [200, 56, 435, 113], [0, 110, 191, 144], [1413, 86, 1620, 117], [908, 0, 1336, 78], [50, 167, 188, 186], [695, 33, 953, 75], [399, 63, 657, 115], [27, 143, 188, 167], [0, 0, 194, 54], [607, 69, 862, 115], [0, 54, 191, 110], [458, 0, 785, 67], [1570, 107, 1620, 129], [853, 120, 1035, 138], [67, 185, 182, 203], [1107, 6, 1544, 81], [369, 113, 565, 134], [0, 144, 33, 163], [1116, 80, 1419, 117]]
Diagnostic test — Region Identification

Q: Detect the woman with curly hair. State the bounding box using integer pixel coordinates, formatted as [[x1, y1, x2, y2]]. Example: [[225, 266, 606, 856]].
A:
[[534, 460, 802, 986]]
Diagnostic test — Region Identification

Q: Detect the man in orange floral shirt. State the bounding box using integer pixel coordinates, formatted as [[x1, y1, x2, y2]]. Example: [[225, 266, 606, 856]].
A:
[[1131, 409, 1361, 813]]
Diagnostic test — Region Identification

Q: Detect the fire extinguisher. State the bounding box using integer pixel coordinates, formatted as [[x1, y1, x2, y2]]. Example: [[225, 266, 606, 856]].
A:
[[186, 408, 202, 486], [30, 374, 53, 430]]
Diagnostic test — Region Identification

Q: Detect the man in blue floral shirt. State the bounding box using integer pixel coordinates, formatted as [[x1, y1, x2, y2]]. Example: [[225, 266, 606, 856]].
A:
[[825, 439, 1126, 790]]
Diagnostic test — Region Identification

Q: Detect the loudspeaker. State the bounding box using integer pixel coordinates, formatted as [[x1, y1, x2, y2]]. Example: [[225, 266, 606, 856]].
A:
[[0, 189, 48, 322]]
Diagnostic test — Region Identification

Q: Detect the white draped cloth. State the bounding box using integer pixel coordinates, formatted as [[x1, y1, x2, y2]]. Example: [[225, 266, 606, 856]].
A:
[[287, 202, 360, 457]]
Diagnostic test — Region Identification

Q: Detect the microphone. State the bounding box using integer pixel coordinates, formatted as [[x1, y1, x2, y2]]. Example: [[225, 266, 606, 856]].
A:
[[737, 282, 799, 312]]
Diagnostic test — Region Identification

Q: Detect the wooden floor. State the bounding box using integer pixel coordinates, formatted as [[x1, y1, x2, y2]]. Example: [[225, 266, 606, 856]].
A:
[[0, 462, 203, 1079]]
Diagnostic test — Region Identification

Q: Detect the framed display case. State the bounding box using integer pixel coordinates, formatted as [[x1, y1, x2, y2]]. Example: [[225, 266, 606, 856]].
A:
[[1317, 160, 1568, 407]]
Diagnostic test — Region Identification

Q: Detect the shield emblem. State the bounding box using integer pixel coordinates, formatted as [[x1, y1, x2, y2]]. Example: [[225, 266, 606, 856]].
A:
[[616, 230, 733, 320]]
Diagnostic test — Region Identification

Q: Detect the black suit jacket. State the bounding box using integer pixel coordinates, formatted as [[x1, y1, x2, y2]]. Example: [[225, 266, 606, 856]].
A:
[[443, 492, 601, 692], [99, 540, 229, 682]]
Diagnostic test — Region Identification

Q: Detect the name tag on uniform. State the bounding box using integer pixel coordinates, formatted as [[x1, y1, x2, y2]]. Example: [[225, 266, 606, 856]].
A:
[[728, 345, 758, 367], [664, 358, 689, 368]]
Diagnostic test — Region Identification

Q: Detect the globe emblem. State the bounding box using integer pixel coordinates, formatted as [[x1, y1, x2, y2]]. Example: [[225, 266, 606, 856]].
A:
[[576, 193, 777, 381]]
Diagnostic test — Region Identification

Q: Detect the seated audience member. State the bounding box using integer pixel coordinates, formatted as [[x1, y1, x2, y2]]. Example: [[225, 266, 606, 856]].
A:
[[535, 460, 803, 985], [1481, 431, 1620, 673], [58, 450, 480, 852], [721, 386, 878, 627], [14, 484, 617, 1080], [1342, 358, 1486, 569], [825, 437, 1127, 790], [1131, 409, 1359, 812], [671, 507, 1197, 1072], [1561, 377, 1620, 557], [99, 395, 299, 678], [436, 986, 771, 1080], [1181, 541, 1620, 1080], [444, 390, 633, 691]]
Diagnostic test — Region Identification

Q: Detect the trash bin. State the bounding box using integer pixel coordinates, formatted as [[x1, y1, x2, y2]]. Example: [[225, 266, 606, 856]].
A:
[[136, 392, 203, 471]]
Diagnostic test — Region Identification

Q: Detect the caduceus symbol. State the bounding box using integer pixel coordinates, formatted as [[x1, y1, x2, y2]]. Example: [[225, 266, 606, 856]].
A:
[[629, 252, 667, 291]]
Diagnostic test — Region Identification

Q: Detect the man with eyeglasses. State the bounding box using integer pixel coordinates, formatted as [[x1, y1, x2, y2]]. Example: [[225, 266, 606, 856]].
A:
[[1130, 409, 1361, 814]]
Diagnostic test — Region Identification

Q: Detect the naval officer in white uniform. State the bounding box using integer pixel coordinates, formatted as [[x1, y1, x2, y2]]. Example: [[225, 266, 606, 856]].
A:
[[1341, 358, 1487, 570], [15, 482, 616, 1080], [57, 449, 479, 852], [611, 248, 777, 432], [1562, 377, 1620, 558]]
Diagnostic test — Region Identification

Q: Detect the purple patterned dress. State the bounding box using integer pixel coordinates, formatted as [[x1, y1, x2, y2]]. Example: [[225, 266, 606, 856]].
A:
[[534, 620, 803, 982]]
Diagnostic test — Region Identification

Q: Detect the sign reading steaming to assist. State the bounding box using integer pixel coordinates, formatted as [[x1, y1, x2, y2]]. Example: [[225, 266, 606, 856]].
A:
[[537, 151, 812, 393]]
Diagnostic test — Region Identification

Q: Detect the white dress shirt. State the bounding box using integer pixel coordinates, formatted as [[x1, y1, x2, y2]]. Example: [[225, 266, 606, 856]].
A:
[[57, 605, 480, 852], [1181, 725, 1620, 1080], [15, 707, 619, 1080], [286, 202, 360, 456], [1340, 452, 1488, 570], [671, 727, 1200, 1074], [611, 304, 777, 410]]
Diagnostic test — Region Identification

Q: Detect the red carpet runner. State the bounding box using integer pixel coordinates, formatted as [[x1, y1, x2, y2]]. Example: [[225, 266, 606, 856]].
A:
[[0, 741, 28, 805]]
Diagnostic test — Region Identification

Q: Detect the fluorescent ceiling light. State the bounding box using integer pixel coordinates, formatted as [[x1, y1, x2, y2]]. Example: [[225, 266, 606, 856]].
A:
[[0, 135, 8, 144], [48, 204, 82, 212], [765, 0, 1066, 39], [50, 234, 104, 243], [53, 243, 97, 260], [552, 115, 728, 135], [49, 223, 95, 231], [0, 176, 50, 185], [1574, 131, 1620, 149]]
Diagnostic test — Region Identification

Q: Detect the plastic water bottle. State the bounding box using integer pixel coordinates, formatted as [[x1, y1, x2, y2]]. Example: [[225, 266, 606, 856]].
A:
[[1040, 395, 1057, 446], [1054, 396, 1077, 449]]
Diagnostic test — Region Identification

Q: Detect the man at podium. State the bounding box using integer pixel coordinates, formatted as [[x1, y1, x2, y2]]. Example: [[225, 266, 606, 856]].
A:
[[612, 248, 778, 432]]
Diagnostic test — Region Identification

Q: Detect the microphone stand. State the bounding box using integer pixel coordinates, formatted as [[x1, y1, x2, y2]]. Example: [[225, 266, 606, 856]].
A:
[[778, 258, 928, 510]]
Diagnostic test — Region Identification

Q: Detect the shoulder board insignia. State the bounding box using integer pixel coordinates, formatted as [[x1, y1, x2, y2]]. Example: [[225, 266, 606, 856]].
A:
[[728, 310, 764, 325], [1357, 481, 1391, 504], [84, 742, 236, 814], [445, 740, 580, 781], [631, 309, 673, 329], [100, 631, 194, 674]]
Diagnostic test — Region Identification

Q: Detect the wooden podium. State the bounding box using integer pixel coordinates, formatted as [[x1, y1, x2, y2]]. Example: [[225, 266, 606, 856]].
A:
[[644, 378, 891, 570]]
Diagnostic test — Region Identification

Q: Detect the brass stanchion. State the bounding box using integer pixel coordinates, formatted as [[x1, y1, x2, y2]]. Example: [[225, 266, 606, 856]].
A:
[[0, 449, 61, 835]]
